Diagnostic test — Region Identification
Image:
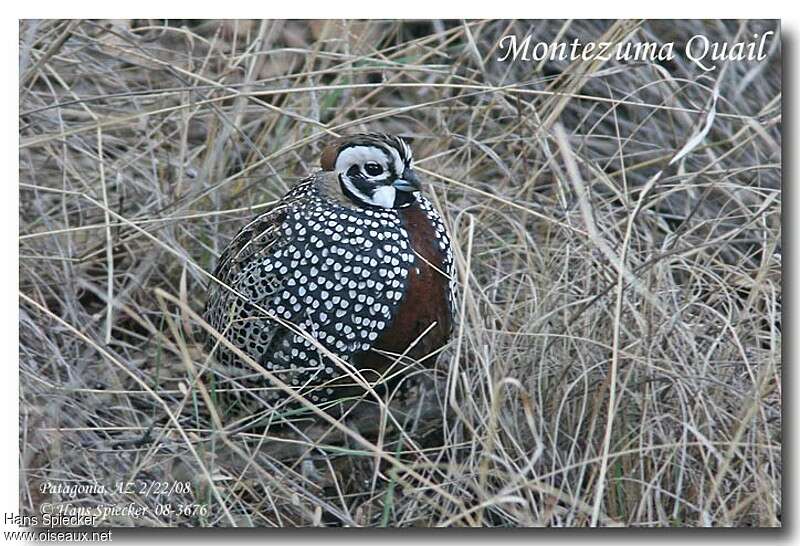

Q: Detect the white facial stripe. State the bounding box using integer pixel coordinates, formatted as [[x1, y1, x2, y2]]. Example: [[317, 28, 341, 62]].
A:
[[335, 146, 390, 174], [340, 176, 369, 202], [386, 146, 405, 178], [340, 175, 396, 208], [398, 138, 413, 166], [370, 171, 391, 182]]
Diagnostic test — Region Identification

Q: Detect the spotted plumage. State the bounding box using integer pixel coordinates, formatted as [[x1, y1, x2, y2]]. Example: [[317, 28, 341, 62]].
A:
[[203, 134, 454, 406]]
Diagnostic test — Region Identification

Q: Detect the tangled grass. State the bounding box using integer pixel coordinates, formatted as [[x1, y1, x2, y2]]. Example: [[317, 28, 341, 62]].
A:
[[19, 19, 781, 527]]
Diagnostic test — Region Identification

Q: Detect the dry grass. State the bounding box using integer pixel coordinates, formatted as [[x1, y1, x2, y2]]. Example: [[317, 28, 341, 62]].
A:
[[19, 19, 781, 527]]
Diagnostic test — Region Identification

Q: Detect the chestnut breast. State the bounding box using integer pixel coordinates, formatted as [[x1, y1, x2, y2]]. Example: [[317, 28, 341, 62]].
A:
[[370, 202, 452, 365]]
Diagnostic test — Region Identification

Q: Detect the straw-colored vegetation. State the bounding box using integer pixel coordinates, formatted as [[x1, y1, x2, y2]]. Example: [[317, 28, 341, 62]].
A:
[[19, 19, 781, 527]]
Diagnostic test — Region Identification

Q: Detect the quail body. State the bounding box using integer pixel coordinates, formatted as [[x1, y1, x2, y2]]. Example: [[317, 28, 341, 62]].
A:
[[203, 134, 454, 406]]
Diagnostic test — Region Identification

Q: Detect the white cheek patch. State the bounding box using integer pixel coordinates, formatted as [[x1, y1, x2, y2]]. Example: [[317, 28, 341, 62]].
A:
[[369, 186, 396, 208]]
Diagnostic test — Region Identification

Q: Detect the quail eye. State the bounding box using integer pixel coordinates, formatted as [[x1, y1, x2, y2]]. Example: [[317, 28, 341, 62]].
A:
[[364, 162, 383, 176]]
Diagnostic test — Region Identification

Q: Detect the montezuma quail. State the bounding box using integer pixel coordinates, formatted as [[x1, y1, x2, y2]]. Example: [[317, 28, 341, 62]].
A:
[[203, 134, 455, 406]]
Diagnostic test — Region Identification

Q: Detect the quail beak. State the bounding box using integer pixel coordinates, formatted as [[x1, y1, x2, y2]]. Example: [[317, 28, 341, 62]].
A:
[[392, 168, 421, 192]]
